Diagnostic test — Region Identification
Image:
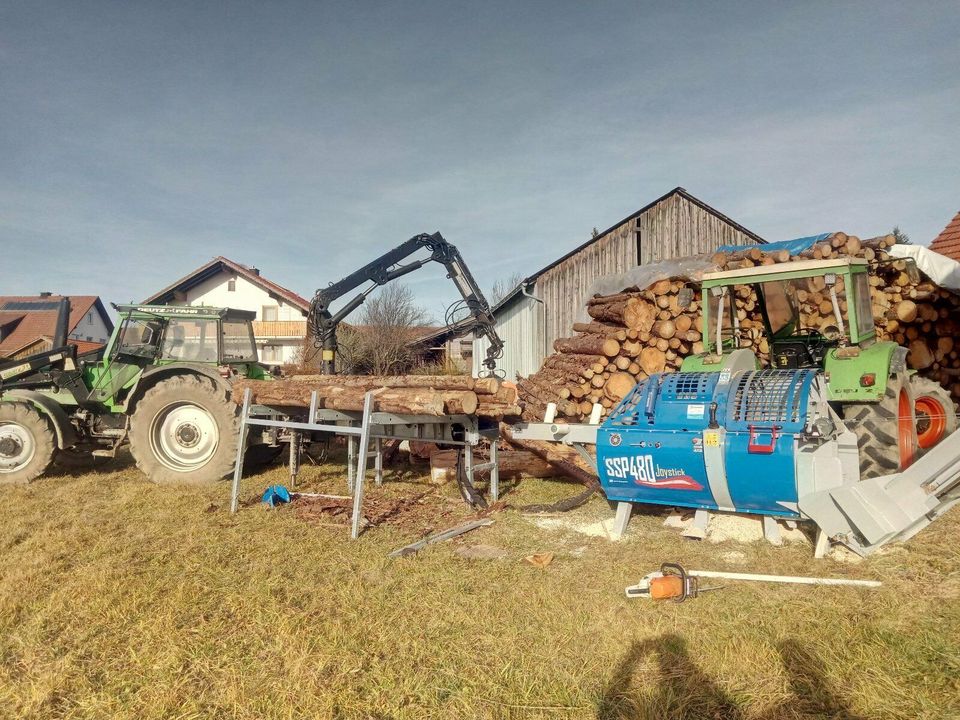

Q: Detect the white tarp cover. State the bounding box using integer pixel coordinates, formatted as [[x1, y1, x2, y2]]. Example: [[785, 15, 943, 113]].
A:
[[887, 244, 960, 293], [578, 254, 717, 324]]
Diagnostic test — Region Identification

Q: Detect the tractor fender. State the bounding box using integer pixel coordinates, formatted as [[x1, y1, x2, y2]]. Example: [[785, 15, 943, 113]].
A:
[[824, 341, 905, 403], [1, 390, 78, 449], [125, 363, 232, 410]]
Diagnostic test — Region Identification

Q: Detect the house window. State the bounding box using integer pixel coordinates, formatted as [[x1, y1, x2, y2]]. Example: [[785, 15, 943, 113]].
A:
[[261, 344, 281, 363], [87, 312, 93, 325], [262, 306, 278, 322], [227, 279, 236, 292]]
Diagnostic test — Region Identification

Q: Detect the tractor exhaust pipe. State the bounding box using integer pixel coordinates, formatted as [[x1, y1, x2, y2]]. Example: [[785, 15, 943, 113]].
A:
[[52, 297, 71, 349]]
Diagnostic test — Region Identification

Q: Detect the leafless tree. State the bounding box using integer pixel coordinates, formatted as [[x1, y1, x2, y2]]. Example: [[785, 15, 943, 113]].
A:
[[292, 284, 431, 375], [490, 272, 526, 304]]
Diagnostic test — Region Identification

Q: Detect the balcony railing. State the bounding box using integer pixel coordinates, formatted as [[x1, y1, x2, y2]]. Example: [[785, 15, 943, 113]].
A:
[[252, 320, 307, 339]]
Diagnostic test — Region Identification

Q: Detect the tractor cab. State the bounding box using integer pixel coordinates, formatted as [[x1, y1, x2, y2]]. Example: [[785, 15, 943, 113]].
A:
[[687, 258, 877, 371], [107, 305, 260, 367]]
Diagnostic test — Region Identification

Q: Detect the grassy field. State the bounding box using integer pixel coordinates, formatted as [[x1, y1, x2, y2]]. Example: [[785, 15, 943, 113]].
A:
[[0, 451, 958, 720]]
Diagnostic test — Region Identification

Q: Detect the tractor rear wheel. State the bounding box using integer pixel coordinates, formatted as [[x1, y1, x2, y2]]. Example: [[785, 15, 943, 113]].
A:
[[0, 402, 55, 485], [842, 375, 918, 479], [129, 375, 240, 484], [909, 375, 957, 450]]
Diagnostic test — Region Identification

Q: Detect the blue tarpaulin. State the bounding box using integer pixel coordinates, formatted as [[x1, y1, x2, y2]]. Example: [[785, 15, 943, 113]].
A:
[[717, 234, 832, 257]]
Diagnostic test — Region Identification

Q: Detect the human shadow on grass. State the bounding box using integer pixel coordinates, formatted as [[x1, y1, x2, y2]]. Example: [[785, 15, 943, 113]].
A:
[[597, 634, 866, 720]]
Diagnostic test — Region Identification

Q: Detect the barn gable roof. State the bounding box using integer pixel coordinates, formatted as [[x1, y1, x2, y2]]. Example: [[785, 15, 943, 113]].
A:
[[492, 186, 764, 311]]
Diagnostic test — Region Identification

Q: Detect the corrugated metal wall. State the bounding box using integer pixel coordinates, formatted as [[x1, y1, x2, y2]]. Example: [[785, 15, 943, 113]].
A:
[[472, 292, 543, 380], [479, 192, 758, 379]]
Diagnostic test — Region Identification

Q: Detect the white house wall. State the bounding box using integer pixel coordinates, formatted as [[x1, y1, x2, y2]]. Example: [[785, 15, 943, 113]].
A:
[[166, 270, 307, 364], [68, 308, 111, 344]]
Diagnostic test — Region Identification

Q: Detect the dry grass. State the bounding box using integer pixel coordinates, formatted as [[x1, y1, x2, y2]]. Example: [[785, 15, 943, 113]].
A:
[[0, 452, 958, 719]]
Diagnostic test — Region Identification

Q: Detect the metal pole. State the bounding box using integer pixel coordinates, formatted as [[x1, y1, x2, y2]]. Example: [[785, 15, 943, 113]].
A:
[[230, 388, 252, 513], [490, 437, 499, 502], [374, 437, 383, 486], [350, 391, 375, 540]]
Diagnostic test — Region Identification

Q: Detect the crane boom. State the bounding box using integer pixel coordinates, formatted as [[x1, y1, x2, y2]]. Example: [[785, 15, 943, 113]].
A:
[[308, 232, 504, 374]]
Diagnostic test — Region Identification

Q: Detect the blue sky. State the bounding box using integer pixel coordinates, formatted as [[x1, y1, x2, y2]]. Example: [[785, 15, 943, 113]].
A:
[[1, 1, 958, 321]]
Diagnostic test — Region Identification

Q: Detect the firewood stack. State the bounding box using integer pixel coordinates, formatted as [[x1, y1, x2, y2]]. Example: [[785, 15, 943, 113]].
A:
[[518, 232, 960, 422], [232, 375, 521, 420]]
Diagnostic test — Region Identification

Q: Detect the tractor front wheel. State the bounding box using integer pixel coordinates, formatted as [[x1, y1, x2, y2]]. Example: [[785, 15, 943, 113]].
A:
[[129, 375, 240, 484], [909, 375, 957, 450], [842, 375, 918, 479], [0, 402, 55, 485]]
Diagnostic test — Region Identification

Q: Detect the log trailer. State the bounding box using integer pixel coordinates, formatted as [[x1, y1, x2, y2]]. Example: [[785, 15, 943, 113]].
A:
[[513, 258, 960, 557]]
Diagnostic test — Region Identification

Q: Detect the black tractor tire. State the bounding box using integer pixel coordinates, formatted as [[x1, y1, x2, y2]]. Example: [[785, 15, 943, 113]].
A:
[[129, 375, 240, 484], [0, 402, 55, 485], [908, 375, 958, 451], [842, 374, 918, 480]]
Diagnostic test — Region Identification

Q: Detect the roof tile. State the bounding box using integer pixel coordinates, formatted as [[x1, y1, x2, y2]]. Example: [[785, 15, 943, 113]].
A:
[[930, 211, 960, 262]]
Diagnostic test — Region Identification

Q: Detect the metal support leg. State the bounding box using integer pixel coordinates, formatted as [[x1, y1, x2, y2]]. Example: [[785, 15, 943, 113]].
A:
[[347, 434, 356, 493], [230, 388, 252, 513], [374, 437, 383, 486], [489, 440, 499, 502], [611, 501, 632, 540], [763, 515, 783, 546], [464, 445, 473, 487], [814, 528, 830, 559], [350, 391, 376, 540], [682, 509, 711, 540], [288, 431, 301, 488]]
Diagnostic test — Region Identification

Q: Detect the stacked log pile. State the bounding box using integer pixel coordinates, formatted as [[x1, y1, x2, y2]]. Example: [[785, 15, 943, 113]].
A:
[[232, 375, 521, 420], [518, 232, 960, 421]]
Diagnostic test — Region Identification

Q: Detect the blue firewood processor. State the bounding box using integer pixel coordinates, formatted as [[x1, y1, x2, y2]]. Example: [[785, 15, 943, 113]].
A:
[[511, 354, 960, 558]]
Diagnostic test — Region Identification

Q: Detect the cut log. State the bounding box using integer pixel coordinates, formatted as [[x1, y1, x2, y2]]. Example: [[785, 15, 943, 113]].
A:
[[604, 372, 636, 401], [553, 334, 620, 357]]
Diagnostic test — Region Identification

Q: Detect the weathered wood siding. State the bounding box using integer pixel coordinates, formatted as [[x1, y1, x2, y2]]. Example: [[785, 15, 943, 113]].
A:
[[537, 193, 756, 354], [638, 192, 756, 264]]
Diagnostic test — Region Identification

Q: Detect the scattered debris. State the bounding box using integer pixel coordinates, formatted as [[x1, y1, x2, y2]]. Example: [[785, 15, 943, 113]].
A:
[[388, 518, 495, 558], [525, 552, 554, 568], [455, 544, 509, 561], [664, 510, 809, 545]]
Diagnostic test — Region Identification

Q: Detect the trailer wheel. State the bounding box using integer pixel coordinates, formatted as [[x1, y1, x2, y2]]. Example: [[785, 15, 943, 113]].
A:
[[0, 403, 55, 485], [843, 375, 918, 479], [909, 375, 957, 450], [129, 375, 240, 484]]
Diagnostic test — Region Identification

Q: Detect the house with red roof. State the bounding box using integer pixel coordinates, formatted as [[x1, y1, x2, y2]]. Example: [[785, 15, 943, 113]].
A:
[[930, 211, 960, 263], [0, 294, 113, 360], [143, 257, 310, 366]]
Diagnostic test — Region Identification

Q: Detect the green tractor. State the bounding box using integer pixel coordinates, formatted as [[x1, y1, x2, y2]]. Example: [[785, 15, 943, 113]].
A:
[[0, 302, 279, 485], [681, 256, 957, 476]]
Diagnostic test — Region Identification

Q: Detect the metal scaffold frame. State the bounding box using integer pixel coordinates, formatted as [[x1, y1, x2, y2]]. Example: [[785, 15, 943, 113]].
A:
[[230, 388, 500, 539]]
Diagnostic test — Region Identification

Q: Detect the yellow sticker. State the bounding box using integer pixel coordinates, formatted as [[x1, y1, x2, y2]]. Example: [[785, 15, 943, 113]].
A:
[[322, 350, 335, 360], [704, 431, 720, 447]]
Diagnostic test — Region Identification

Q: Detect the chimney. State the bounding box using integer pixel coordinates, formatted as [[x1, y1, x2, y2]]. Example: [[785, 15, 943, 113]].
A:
[[250, 267, 260, 276], [40, 291, 52, 297]]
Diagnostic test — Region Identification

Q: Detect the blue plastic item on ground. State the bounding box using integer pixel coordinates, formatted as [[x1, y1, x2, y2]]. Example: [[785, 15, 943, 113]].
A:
[[261, 484, 292, 507]]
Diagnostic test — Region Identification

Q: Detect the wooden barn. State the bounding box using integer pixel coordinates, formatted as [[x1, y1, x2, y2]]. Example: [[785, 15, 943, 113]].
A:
[[473, 187, 764, 379]]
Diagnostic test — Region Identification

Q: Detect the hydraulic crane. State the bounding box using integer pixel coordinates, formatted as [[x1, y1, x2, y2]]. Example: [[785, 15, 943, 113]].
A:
[[308, 232, 505, 375]]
